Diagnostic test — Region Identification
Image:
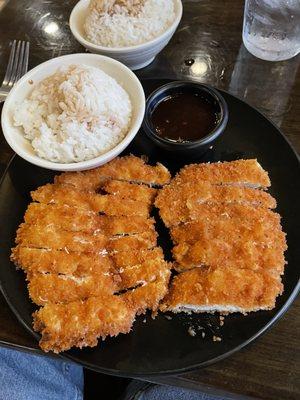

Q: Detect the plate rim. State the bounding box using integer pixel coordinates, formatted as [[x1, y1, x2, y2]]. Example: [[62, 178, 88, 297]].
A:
[[0, 80, 299, 377]]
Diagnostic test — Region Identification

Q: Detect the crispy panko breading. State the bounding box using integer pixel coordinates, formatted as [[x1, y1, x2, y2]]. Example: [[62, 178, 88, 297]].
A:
[[159, 201, 281, 228], [111, 247, 164, 267], [101, 180, 157, 203], [11, 247, 166, 279], [24, 203, 155, 235], [160, 267, 283, 314], [16, 224, 157, 253], [123, 267, 171, 315], [172, 210, 286, 273], [10, 155, 174, 354], [118, 258, 170, 290], [173, 159, 270, 188], [31, 184, 150, 218], [173, 237, 286, 274], [10, 156, 287, 353], [170, 210, 285, 247], [28, 272, 118, 306], [155, 182, 276, 227], [11, 247, 115, 275], [55, 155, 171, 190], [33, 295, 136, 353]]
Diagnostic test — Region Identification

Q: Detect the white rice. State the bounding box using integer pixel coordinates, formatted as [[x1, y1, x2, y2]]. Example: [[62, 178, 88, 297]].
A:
[[84, 0, 176, 47], [13, 64, 132, 163]]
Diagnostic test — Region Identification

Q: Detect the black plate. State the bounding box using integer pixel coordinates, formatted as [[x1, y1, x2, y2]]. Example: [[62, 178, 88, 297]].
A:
[[0, 79, 299, 377]]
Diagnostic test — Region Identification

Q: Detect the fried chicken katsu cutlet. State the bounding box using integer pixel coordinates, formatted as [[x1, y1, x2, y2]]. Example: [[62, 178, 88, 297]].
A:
[[28, 272, 118, 306], [11, 156, 287, 352], [55, 155, 171, 190], [155, 181, 276, 227], [31, 184, 151, 217], [169, 203, 286, 273], [24, 203, 155, 235], [11, 155, 172, 353], [16, 223, 157, 253], [34, 295, 136, 353], [173, 159, 271, 188], [157, 159, 286, 316], [160, 267, 283, 314], [24, 251, 170, 306]]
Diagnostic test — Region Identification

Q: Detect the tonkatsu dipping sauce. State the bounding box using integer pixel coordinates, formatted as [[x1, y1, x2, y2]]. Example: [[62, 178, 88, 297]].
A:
[[151, 92, 220, 143]]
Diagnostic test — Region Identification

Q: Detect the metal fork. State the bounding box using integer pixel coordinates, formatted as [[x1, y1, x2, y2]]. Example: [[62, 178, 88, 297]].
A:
[[0, 40, 30, 103]]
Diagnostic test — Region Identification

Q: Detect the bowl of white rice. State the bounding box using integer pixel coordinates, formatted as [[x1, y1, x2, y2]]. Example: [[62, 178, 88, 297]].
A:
[[1, 53, 145, 171], [70, 0, 183, 70]]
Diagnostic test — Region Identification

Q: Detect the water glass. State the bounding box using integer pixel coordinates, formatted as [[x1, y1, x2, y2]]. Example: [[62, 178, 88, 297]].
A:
[[242, 0, 300, 61]]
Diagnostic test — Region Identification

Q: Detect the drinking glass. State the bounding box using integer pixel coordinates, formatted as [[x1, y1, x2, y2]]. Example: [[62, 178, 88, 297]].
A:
[[242, 0, 300, 61]]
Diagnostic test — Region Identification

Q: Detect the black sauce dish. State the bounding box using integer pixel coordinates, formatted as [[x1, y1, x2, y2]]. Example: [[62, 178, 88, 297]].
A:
[[142, 81, 229, 156]]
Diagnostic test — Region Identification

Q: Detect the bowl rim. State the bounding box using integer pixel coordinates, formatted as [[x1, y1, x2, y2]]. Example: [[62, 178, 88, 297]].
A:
[[142, 81, 229, 148], [69, 0, 183, 53], [1, 53, 145, 171]]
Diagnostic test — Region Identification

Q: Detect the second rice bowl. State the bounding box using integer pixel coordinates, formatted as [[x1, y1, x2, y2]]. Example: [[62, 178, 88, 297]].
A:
[[70, 0, 183, 70]]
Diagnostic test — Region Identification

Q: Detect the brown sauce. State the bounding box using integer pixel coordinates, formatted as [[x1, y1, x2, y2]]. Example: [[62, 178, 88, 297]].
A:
[[151, 92, 220, 143]]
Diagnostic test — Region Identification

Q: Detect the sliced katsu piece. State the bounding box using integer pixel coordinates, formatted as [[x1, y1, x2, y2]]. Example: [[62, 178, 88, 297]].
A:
[[16, 224, 157, 253], [24, 203, 155, 236], [27, 255, 170, 308], [33, 295, 136, 353], [171, 206, 286, 273], [155, 182, 276, 227], [11, 247, 115, 275], [123, 266, 171, 315], [160, 201, 281, 228], [173, 234, 286, 274], [160, 266, 283, 314], [31, 184, 150, 218], [27, 271, 118, 306], [173, 159, 270, 188], [170, 210, 286, 247], [11, 247, 164, 277], [101, 180, 157, 203], [55, 155, 171, 190]]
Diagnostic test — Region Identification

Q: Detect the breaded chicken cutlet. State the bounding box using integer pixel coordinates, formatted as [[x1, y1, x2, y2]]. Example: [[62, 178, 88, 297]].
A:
[[155, 181, 276, 227], [24, 203, 155, 235], [101, 180, 157, 203], [55, 155, 171, 190], [16, 223, 158, 253], [11, 247, 163, 276], [173, 159, 271, 188], [160, 267, 283, 314], [22, 249, 170, 306], [156, 159, 286, 316], [11, 156, 172, 353], [11, 156, 287, 352], [28, 272, 118, 306], [33, 295, 136, 353], [11, 247, 114, 275], [31, 184, 151, 217], [170, 203, 286, 274]]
